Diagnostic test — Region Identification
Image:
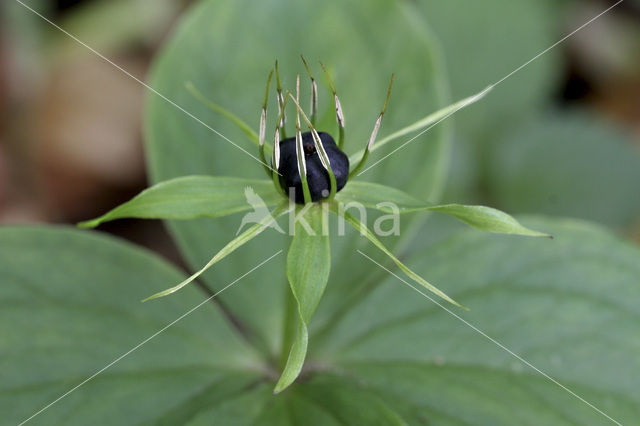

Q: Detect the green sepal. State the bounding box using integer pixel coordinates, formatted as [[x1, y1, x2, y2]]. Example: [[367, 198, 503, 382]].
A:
[[143, 201, 289, 301], [78, 176, 282, 228], [337, 181, 551, 237], [275, 204, 330, 393], [330, 201, 465, 309]]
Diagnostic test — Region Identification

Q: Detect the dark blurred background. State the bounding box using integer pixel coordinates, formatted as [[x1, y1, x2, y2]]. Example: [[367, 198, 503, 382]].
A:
[[1, 0, 639, 261]]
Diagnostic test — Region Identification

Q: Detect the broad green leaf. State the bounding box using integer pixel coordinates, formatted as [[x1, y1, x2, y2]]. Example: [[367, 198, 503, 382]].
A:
[[337, 181, 551, 237], [144, 202, 288, 301], [79, 176, 281, 228], [167, 378, 409, 425], [0, 227, 264, 424], [331, 202, 464, 309], [146, 0, 450, 358], [292, 376, 408, 425], [3, 223, 640, 423], [487, 111, 640, 228], [311, 218, 640, 424], [275, 205, 330, 393]]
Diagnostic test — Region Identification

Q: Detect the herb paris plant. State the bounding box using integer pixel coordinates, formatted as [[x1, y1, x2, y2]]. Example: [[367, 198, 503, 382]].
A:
[[81, 58, 550, 392]]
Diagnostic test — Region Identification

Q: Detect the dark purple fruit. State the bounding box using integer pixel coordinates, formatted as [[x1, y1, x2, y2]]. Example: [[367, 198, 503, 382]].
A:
[[277, 131, 349, 204]]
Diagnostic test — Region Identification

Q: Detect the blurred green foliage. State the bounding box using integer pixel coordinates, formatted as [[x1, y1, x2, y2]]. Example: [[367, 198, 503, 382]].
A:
[[422, 0, 640, 232], [487, 111, 640, 228], [3, 220, 640, 423]]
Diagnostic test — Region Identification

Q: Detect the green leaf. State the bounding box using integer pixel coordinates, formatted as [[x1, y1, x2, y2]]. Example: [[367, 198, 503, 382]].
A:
[[7, 219, 639, 423], [275, 205, 330, 393], [146, 0, 450, 359], [293, 376, 408, 425], [79, 176, 281, 228], [144, 202, 288, 301], [331, 202, 464, 309], [337, 181, 551, 237], [0, 227, 265, 424], [311, 218, 640, 424], [487, 111, 640, 228]]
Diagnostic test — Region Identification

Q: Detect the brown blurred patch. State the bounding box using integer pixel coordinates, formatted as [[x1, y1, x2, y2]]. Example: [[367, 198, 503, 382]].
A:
[[562, 0, 640, 140], [32, 55, 147, 223]]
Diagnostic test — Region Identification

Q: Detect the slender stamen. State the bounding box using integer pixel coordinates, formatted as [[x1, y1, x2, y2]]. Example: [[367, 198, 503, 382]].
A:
[[300, 55, 318, 126], [319, 61, 345, 149], [271, 92, 290, 193], [349, 74, 394, 178], [294, 76, 312, 204], [259, 69, 274, 177], [275, 60, 287, 139], [288, 93, 337, 200]]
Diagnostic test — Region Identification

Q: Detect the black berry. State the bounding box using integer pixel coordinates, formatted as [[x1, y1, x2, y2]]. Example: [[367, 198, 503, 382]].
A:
[[277, 132, 349, 204]]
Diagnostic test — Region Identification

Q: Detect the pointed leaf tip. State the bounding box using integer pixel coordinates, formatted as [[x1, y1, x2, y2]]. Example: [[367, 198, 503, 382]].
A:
[[336, 182, 551, 238], [77, 219, 99, 229], [427, 204, 553, 238]]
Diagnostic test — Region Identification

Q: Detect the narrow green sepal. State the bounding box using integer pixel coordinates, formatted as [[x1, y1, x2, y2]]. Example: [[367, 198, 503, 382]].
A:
[[142, 202, 289, 302], [336, 181, 551, 238], [78, 176, 281, 228], [330, 201, 466, 309], [274, 205, 330, 393]]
